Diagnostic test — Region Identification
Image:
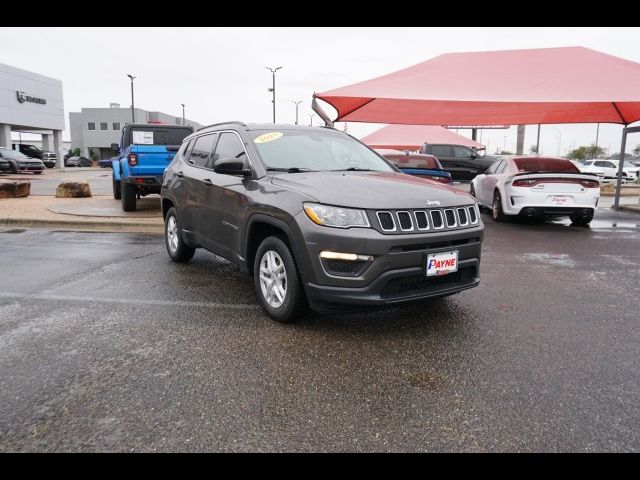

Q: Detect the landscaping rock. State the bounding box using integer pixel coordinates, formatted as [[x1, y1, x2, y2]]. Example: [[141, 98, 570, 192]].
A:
[[55, 182, 92, 198], [0, 182, 30, 199]]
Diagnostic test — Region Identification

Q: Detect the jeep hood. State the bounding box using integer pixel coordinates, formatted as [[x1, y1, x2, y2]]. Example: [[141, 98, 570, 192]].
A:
[[271, 171, 474, 209]]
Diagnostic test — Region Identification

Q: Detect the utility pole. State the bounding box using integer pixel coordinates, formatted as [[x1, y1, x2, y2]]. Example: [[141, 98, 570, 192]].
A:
[[127, 74, 136, 123], [181, 104, 186, 125], [265, 66, 282, 123], [292, 100, 302, 125], [516, 125, 526, 155]]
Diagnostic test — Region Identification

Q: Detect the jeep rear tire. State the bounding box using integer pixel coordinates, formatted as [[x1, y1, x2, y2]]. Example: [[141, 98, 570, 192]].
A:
[[164, 207, 195, 262], [254, 236, 308, 323], [121, 181, 137, 212], [112, 174, 121, 200]]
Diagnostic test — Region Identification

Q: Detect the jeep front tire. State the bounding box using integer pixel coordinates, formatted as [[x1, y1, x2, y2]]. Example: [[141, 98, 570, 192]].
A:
[[254, 236, 307, 323]]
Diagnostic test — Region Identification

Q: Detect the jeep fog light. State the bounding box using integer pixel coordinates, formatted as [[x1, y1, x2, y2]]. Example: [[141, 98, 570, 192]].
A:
[[320, 251, 373, 261]]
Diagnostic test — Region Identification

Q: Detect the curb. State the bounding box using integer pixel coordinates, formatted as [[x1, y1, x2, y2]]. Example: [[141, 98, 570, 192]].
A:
[[615, 205, 640, 214], [1, 217, 164, 234]]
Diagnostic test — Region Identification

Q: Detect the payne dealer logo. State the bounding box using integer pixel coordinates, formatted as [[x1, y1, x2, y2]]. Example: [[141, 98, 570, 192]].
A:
[[16, 91, 46, 105]]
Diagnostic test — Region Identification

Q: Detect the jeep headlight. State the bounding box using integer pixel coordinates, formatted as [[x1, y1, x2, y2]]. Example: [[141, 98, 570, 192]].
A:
[[303, 203, 370, 228]]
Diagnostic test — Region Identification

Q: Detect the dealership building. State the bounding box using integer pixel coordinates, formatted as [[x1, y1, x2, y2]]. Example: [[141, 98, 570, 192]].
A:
[[70, 105, 202, 159], [0, 63, 65, 165]]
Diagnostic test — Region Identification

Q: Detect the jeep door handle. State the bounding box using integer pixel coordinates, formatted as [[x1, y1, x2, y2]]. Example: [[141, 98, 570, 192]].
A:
[[176, 171, 184, 178], [202, 178, 213, 186]]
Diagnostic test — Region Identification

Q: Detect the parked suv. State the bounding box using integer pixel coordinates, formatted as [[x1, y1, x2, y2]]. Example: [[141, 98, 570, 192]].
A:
[[161, 123, 483, 322], [420, 143, 497, 181]]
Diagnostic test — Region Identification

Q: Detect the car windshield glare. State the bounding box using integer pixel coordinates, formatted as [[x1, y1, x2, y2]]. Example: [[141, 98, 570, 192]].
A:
[[250, 129, 395, 173], [514, 158, 580, 173]]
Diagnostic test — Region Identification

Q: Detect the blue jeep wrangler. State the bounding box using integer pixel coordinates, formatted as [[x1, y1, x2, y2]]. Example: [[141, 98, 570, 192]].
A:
[[111, 123, 194, 211]]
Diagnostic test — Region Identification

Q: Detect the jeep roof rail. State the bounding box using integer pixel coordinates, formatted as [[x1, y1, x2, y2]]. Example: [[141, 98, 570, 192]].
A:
[[197, 121, 247, 132]]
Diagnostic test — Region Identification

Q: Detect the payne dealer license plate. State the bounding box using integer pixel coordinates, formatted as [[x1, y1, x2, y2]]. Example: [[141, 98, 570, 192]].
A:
[[426, 250, 459, 277], [551, 195, 570, 205]]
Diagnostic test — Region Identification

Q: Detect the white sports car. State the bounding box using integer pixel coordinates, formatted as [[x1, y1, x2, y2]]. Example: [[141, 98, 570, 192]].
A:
[[470, 156, 600, 226]]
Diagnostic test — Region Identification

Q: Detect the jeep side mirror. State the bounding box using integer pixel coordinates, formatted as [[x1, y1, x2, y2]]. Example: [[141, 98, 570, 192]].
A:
[[111, 143, 120, 153], [213, 157, 251, 176]]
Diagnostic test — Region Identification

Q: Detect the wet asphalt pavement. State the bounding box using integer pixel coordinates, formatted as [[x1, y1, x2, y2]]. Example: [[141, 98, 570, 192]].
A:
[[1, 209, 639, 452]]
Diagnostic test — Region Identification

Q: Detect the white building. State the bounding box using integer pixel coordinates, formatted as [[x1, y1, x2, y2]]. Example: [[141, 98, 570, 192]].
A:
[[0, 62, 65, 166], [70, 105, 202, 159]]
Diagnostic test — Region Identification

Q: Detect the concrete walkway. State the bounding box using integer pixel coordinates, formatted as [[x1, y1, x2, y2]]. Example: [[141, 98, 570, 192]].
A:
[[0, 195, 163, 234]]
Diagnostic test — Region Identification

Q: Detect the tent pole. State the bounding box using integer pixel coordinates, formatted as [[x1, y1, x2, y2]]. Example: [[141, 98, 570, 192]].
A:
[[613, 127, 628, 209], [311, 96, 334, 128], [613, 125, 640, 209]]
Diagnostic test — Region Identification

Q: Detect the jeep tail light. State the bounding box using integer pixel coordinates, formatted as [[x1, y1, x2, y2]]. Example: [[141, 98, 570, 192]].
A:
[[128, 153, 138, 166]]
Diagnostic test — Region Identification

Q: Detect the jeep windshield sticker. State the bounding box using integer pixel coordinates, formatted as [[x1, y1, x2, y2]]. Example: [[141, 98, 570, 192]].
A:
[[132, 131, 154, 145], [254, 132, 283, 144]]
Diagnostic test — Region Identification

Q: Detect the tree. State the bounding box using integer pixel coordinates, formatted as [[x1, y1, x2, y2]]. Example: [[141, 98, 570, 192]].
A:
[[567, 144, 606, 160], [633, 144, 640, 157], [499, 150, 513, 155]]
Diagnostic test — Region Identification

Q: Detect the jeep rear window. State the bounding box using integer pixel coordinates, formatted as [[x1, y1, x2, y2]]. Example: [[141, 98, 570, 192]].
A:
[[250, 129, 395, 172], [514, 158, 580, 173], [129, 127, 192, 146]]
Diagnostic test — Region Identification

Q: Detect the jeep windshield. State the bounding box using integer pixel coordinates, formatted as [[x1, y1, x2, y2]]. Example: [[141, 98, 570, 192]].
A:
[[250, 129, 396, 173]]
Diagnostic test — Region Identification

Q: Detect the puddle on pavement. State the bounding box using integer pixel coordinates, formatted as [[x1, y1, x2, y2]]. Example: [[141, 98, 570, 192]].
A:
[[548, 218, 640, 229], [589, 220, 640, 229], [521, 253, 576, 267]]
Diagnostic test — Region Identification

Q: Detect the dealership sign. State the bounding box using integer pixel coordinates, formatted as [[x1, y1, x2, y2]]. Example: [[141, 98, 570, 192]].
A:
[[16, 91, 47, 105]]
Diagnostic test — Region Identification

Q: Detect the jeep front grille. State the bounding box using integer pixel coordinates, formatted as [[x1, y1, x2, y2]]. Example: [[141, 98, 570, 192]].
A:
[[376, 211, 396, 231], [431, 210, 444, 229], [373, 206, 478, 234]]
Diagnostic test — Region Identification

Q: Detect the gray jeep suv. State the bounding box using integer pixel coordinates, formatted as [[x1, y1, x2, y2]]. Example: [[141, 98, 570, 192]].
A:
[[161, 122, 483, 322]]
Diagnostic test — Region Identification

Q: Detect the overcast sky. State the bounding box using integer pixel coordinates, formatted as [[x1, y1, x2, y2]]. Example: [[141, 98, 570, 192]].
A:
[[2, 27, 640, 154]]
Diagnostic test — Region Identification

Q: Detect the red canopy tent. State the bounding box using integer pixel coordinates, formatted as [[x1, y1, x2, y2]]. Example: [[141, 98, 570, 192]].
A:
[[313, 46, 640, 206], [361, 124, 484, 151]]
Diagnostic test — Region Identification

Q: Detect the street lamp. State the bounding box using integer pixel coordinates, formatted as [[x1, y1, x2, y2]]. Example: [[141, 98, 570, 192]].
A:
[[292, 100, 302, 125], [265, 66, 282, 123], [309, 113, 316, 126], [127, 74, 136, 123], [181, 104, 186, 125]]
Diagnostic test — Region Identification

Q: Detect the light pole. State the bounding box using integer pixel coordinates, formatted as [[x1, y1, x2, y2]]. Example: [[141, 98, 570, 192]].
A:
[[309, 113, 316, 126], [181, 104, 186, 125], [292, 100, 302, 125], [550, 126, 562, 155], [503, 135, 507, 152], [265, 66, 282, 123], [127, 74, 136, 123]]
